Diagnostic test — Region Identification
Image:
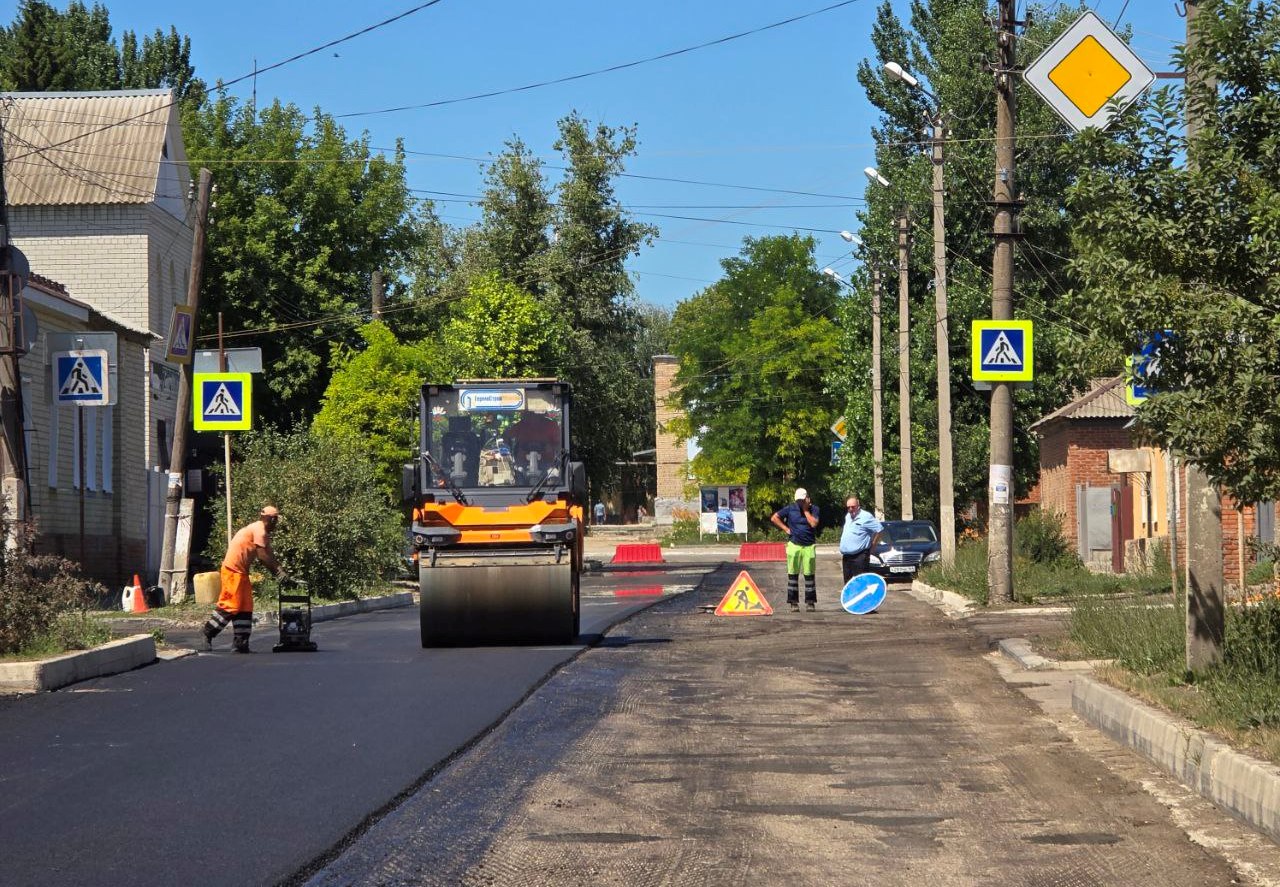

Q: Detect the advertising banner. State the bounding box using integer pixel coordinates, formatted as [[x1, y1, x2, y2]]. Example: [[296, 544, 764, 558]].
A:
[[699, 485, 748, 535]]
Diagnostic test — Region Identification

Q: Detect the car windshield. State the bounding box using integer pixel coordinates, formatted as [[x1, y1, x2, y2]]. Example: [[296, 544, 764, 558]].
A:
[[885, 522, 938, 544], [427, 387, 564, 488]]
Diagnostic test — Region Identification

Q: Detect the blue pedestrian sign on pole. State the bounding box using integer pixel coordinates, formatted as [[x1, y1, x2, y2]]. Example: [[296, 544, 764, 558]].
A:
[[193, 372, 253, 431], [971, 320, 1034, 382], [841, 573, 888, 615], [1125, 331, 1171, 406], [831, 439, 844, 465], [53, 350, 109, 406]]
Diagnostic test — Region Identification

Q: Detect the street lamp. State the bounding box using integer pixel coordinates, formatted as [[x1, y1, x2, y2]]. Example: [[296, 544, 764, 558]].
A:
[[884, 59, 956, 565], [863, 167, 913, 521]]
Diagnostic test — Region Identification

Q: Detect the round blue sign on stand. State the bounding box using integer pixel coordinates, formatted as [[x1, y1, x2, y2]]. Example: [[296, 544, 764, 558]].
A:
[[841, 573, 887, 615]]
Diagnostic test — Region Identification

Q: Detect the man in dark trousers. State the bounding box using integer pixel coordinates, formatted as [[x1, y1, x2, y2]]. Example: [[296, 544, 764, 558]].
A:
[[840, 495, 883, 584], [197, 505, 287, 653], [770, 488, 821, 611]]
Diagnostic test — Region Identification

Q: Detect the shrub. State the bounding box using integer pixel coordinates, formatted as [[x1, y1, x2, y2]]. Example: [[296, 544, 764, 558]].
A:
[[1014, 509, 1076, 567], [0, 514, 105, 656], [206, 427, 405, 599]]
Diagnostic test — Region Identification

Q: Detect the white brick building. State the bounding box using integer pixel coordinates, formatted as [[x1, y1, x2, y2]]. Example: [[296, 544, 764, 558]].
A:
[[2, 89, 194, 585]]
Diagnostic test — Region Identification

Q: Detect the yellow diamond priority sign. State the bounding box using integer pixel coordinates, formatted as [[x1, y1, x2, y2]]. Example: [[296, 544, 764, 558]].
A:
[[1023, 11, 1154, 132]]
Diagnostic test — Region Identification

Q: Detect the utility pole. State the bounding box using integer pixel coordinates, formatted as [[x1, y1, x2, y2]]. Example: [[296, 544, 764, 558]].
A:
[[931, 110, 956, 565], [871, 263, 885, 520], [896, 212, 913, 521], [1182, 0, 1223, 671], [987, 0, 1019, 604], [0, 113, 29, 530], [371, 269, 385, 320], [158, 168, 213, 601]]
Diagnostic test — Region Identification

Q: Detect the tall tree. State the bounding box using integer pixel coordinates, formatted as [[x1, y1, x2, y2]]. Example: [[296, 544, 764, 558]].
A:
[[1066, 0, 1280, 503], [670, 234, 842, 519]]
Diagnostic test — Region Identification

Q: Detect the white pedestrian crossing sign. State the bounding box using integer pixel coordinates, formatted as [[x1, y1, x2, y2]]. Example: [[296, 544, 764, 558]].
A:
[[971, 320, 1034, 382], [53, 350, 109, 405], [166, 306, 195, 364], [194, 372, 252, 431]]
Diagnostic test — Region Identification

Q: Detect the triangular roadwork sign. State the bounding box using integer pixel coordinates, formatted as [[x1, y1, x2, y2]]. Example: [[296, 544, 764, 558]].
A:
[[714, 570, 773, 616], [206, 383, 242, 416], [981, 331, 1022, 367], [58, 357, 103, 396]]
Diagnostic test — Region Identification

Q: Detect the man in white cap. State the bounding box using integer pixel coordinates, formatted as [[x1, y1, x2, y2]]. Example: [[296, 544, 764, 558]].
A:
[[198, 505, 287, 653], [770, 488, 821, 611]]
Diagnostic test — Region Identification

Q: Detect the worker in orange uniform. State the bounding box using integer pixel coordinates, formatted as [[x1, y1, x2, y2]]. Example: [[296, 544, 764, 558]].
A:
[[197, 505, 287, 653]]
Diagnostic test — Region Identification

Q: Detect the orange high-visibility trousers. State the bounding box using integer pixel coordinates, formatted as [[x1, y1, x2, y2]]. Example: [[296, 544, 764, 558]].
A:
[[216, 567, 254, 614]]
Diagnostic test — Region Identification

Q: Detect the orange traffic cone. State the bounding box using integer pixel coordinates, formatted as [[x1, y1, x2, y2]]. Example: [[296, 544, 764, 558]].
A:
[[128, 574, 148, 613]]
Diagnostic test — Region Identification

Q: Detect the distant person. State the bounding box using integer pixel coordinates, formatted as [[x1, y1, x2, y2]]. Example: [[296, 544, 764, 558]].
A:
[[637, 503, 648, 521], [770, 488, 821, 612], [593, 500, 606, 526], [198, 506, 287, 653], [840, 495, 883, 585]]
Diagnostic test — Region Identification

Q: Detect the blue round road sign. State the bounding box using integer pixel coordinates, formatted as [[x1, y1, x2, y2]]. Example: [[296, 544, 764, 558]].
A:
[[841, 573, 887, 615]]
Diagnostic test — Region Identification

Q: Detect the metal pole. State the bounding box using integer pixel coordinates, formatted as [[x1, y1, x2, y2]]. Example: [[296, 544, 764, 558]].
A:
[[871, 263, 885, 520], [78, 407, 85, 569], [219, 312, 232, 544], [932, 111, 956, 564], [897, 213, 913, 520], [158, 168, 213, 600], [987, 0, 1018, 604]]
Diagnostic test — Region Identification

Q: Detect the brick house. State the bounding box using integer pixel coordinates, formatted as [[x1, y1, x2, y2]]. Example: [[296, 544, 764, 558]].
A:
[[2, 89, 195, 584], [653, 355, 698, 525], [1030, 376, 1275, 586]]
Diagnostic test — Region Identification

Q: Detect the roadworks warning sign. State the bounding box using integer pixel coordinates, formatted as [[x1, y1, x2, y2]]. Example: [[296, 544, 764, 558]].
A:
[[714, 570, 773, 616]]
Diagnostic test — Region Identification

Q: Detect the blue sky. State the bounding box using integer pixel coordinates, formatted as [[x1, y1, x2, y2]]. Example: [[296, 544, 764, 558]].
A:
[[98, 0, 1189, 309]]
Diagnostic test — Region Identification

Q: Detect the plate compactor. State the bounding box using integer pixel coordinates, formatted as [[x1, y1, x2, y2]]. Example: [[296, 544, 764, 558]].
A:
[[273, 579, 318, 652], [404, 379, 587, 647]]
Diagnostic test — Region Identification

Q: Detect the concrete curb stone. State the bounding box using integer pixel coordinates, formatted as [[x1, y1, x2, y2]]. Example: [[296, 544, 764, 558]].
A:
[[309, 591, 414, 624], [907, 578, 977, 617], [0, 634, 156, 693]]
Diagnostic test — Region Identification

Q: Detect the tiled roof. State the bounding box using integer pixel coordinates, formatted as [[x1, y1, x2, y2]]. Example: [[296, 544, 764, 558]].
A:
[[1, 90, 179, 206], [1028, 376, 1134, 432]]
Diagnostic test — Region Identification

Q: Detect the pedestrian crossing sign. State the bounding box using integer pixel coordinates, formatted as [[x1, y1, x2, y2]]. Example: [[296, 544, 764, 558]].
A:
[[714, 570, 773, 616], [971, 320, 1034, 382], [165, 306, 195, 364], [194, 372, 252, 431], [53, 350, 109, 406]]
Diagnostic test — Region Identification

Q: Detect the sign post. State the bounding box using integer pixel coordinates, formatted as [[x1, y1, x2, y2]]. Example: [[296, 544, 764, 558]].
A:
[[52, 348, 110, 568], [194, 370, 253, 544]]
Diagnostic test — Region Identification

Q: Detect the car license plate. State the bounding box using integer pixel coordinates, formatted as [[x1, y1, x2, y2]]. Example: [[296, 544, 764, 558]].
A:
[[889, 565, 916, 574]]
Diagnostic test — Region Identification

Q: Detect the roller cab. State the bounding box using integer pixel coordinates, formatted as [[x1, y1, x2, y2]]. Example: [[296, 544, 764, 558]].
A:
[[406, 380, 586, 646]]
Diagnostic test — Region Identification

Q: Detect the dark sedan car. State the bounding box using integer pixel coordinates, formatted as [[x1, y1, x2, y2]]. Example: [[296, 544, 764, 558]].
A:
[[868, 520, 941, 581]]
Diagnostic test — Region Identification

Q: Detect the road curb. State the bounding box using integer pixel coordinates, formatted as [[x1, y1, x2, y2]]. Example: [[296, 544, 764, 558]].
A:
[[309, 592, 415, 624], [1073, 674, 1280, 846], [0, 633, 156, 693], [907, 578, 976, 617]]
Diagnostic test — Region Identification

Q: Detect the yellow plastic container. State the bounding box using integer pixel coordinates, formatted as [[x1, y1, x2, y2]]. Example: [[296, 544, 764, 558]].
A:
[[193, 571, 221, 605]]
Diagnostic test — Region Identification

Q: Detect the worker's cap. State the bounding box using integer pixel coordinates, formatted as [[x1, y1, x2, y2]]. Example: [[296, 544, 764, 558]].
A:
[[794, 487, 808, 500], [260, 505, 281, 518]]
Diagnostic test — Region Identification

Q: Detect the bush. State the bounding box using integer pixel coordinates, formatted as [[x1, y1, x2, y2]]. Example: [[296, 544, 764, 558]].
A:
[[0, 514, 105, 656], [206, 427, 405, 599], [1014, 509, 1076, 567]]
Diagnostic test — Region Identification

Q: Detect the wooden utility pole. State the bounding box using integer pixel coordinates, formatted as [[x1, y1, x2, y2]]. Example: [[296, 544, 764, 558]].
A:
[[0, 114, 29, 529], [871, 263, 885, 520], [371, 269, 385, 320], [896, 213, 913, 520], [1182, 0, 1224, 671], [987, 0, 1019, 604], [158, 168, 212, 601], [931, 110, 956, 565]]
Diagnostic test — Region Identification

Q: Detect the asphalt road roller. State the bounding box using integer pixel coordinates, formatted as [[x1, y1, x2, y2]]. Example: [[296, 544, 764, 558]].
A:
[[404, 379, 587, 646]]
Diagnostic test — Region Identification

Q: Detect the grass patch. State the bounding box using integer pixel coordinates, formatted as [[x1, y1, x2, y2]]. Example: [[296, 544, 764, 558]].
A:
[[0, 612, 113, 662]]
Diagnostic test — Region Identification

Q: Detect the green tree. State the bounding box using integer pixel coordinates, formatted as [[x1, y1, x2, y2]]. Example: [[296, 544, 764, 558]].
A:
[[442, 271, 563, 378], [312, 322, 446, 498], [670, 234, 841, 519], [183, 93, 426, 420], [1065, 0, 1280, 503]]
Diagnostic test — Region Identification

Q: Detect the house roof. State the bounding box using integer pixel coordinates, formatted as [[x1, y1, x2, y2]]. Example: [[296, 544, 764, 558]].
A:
[[1028, 376, 1134, 432], [1, 90, 187, 206]]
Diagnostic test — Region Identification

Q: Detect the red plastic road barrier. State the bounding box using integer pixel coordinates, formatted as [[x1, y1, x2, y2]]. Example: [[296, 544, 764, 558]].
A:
[[611, 543, 665, 564], [738, 542, 786, 562]]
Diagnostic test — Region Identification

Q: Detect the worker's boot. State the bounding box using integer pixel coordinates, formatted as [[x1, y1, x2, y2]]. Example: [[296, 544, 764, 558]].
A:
[[232, 640, 254, 654], [196, 630, 212, 652]]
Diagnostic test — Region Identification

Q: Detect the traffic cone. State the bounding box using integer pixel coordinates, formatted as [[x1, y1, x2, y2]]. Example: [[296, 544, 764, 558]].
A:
[[128, 574, 148, 613]]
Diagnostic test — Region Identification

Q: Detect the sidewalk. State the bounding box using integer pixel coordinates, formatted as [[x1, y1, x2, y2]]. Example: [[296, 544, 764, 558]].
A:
[[309, 561, 1277, 886]]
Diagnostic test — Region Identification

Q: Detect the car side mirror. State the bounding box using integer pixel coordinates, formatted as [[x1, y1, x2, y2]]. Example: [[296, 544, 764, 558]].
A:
[[401, 463, 417, 504], [568, 461, 588, 502]]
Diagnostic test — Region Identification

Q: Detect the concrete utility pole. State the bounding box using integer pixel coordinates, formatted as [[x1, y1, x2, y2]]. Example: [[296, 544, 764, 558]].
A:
[[871, 263, 886, 520], [930, 111, 956, 565], [987, 0, 1019, 604], [158, 168, 213, 600], [371, 269, 385, 320], [0, 115, 29, 529], [1182, 0, 1223, 671], [896, 213, 913, 520]]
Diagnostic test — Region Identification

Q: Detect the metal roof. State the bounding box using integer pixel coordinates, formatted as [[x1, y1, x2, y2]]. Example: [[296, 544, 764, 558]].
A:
[[1028, 376, 1134, 432], [1, 90, 180, 206]]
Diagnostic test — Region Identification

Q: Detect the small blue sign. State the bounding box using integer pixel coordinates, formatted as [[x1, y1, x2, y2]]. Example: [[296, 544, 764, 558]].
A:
[[54, 350, 109, 405], [979, 327, 1024, 368], [841, 573, 887, 615], [831, 439, 844, 465]]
